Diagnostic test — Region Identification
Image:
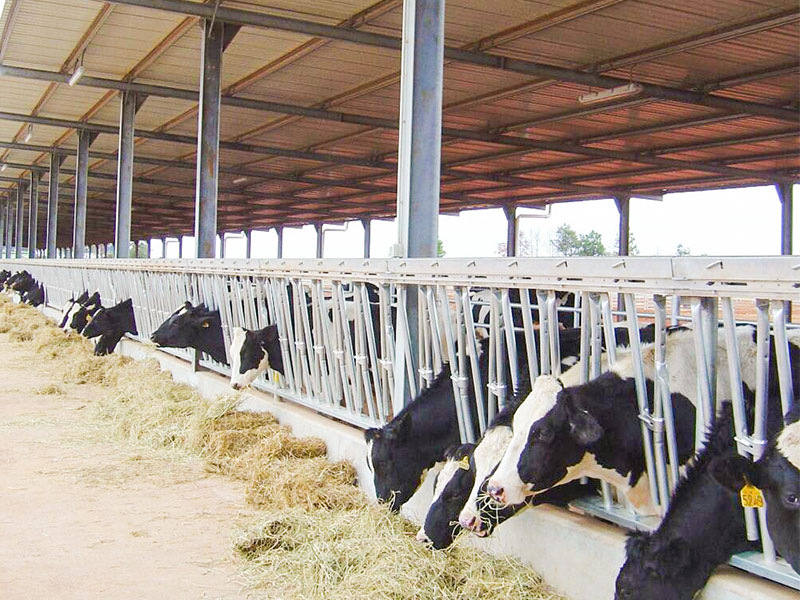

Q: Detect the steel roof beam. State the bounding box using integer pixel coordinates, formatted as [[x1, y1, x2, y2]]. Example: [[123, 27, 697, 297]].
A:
[[102, 0, 799, 123]]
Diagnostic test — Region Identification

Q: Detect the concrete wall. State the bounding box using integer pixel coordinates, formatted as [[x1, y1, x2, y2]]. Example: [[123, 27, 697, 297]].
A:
[[39, 304, 796, 600]]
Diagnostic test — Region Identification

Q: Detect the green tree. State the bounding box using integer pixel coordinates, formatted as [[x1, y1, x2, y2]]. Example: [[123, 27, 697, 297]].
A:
[[437, 239, 446, 258], [613, 231, 639, 255], [676, 243, 691, 256], [551, 224, 606, 257]]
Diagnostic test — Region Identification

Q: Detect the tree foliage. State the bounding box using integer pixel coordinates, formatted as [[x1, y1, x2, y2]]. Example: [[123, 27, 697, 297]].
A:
[[551, 224, 606, 257], [676, 243, 691, 256], [437, 239, 446, 258]]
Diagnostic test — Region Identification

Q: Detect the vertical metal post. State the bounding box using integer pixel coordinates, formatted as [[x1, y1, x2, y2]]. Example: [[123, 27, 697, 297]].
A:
[[4, 194, 11, 258], [115, 90, 137, 258], [315, 223, 323, 258], [146, 238, 151, 259], [777, 183, 794, 319], [395, 0, 445, 403], [160, 237, 167, 258], [218, 234, 225, 258], [362, 218, 371, 258], [27, 172, 38, 258], [615, 194, 630, 256], [0, 197, 5, 259], [177, 235, 183, 258], [73, 129, 90, 258], [15, 181, 25, 258], [276, 226, 283, 258], [504, 205, 517, 257], [245, 229, 252, 259], [46, 153, 60, 258], [194, 19, 230, 259]]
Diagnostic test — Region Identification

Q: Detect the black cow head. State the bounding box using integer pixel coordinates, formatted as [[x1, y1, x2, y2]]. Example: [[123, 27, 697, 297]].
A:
[[150, 301, 227, 364], [22, 283, 44, 306], [710, 410, 800, 574], [615, 531, 709, 600], [83, 298, 138, 355], [364, 411, 420, 511], [69, 292, 102, 334], [417, 443, 476, 549], [229, 324, 284, 389]]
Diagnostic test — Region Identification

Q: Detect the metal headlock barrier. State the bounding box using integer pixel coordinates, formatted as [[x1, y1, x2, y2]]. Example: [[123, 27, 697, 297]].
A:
[[1, 255, 798, 590]]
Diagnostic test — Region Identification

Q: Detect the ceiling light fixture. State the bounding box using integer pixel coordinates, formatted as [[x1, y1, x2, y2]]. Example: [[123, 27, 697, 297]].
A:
[[233, 176, 247, 184], [68, 64, 85, 87], [578, 83, 643, 105], [23, 124, 33, 143], [0, 163, 6, 172]]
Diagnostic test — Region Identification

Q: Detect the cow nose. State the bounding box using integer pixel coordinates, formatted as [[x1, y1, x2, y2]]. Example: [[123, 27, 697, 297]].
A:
[[487, 484, 505, 504], [459, 513, 478, 531], [232, 382, 241, 390], [415, 528, 431, 544]]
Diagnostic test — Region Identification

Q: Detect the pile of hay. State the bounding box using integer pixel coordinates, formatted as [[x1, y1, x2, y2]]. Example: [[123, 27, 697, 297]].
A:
[[234, 505, 563, 600]]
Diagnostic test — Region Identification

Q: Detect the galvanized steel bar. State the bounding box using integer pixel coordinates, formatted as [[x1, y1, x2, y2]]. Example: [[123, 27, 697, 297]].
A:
[[45, 153, 59, 258], [72, 130, 90, 259], [115, 90, 137, 258], [27, 172, 38, 258], [770, 300, 795, 416], [362, 219, 371, 258], [616, 195, 630, 256], [504, 206, 517, 257], [14, 181, 24, 258], [3, 194, 11, 259]]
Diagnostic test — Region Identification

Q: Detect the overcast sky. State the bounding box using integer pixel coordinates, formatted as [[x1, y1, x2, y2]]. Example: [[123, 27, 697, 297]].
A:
[[158, 184, 798, 259]]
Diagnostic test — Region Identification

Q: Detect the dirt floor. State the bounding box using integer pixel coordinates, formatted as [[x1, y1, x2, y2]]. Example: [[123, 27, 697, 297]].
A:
[[0, 331, 257, 599]]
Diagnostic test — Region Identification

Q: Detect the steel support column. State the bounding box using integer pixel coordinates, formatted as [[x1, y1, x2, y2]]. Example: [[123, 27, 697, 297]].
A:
[[276, 226, 283, 258], [616, 194, 631, 256], [194, 20, 239, 258], [362, 218, 371, 258], [115, 90, 137, 258], [245, 229, 252, 259], [395, 0, 445, 403], [0, 197, 5, 258], [15, 182, 25, 258], [5, 196, 12, 259], [777, 183, 793, 256], [504, 205, 517, 257], [27, 172, 39, 258], [177, 235, 183, 258], [218, 234, 224, 259], [315, 223, 323, 258], [46, 153, 60, 258], [73, 129, 90, 258]]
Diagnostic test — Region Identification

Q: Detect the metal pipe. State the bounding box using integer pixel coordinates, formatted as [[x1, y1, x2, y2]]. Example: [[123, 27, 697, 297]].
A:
[[72, 129, 90, 258], [616, 194, 630, 256], [315, 223, 324, 258], [0, 198, 5, 259], [115, 90, 137, 258], [504, 205, 517, 256], [4, 195, 11, 259], [27, 172, 38, 258], [362, 218, 371, 258], [14, 181, 24, 258], [46, 153, 59, 258], [276, 226, 283, 258], [93, 0, 799, 123]]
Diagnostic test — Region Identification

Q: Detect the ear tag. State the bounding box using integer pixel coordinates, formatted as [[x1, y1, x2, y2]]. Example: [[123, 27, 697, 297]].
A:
[[202, 321, 210, 328], [740, 483, 765, 509], [271, 371, 281, 384], [457, 456, 470, 471]]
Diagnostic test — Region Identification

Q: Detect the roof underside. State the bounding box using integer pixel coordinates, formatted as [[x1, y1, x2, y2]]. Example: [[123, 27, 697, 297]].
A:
[[0, 0, 797, 245]]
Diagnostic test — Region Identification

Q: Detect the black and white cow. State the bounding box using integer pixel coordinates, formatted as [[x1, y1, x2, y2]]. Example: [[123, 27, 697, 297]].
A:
[[150, 302, 227, 365], [710, 404, 800, 575], [81, 298, 138, 356], [229, 324, 284, 389], [0, 269, 11, 286], [65, 292, 102, 334], [21, 282, 44, 307], [485, 327, 754, 513], [470, 288, 576, 337], [5, 271, 35, 302], [59, 291, 89, 329]]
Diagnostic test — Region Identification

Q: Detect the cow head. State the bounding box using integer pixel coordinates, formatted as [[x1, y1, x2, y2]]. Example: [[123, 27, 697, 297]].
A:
[[68, 292, 102, 334], [82, 298, 137, 344], [230, 324, 284, 389], [151, 302, 214, 348], [710, 409, 800, 574], [417, 443, 476, 549], [364, 411, 420, 511], [615, 532, 709, 600]]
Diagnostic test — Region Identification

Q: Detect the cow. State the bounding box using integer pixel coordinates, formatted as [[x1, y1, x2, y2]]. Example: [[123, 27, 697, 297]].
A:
[[60, 291, 90, 329], [615, 396, 785, 599], [229, 324, 284, 389], [64, 292, 102, 334], [21, 282, 44, 307], [0, 269, 10, 285], [416, 392, 595, 549], [150, 301, 227, 365], [710, 403, 800, 575], [484, 326, 754, 512], [81, 298, 138, 356], [470, 288, 576, 338], [5, 271, 35, 302]]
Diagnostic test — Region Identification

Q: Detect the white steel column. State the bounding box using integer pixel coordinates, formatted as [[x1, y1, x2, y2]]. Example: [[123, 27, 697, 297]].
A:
[[73, 129, 90, 258], [27, 172, 39, 258], [115, 90, 138, 258], [276, 226, 283, 258], [46, 153, 60, 258], [362, 218, 371, 258], [504, 205, 517, 257], [15, 181, 24, 258], [616, 194, 631, 256], [4, 194, 11, 258]]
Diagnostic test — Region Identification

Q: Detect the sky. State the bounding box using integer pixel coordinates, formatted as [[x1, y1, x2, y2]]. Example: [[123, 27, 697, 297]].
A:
[[155, 184, 798, 259]]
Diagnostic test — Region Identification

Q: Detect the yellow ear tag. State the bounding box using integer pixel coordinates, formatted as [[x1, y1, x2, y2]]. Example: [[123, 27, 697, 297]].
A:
[[457, 456, 470, 471], [740, 483, 765, 509], [202, 321, 210, 328]]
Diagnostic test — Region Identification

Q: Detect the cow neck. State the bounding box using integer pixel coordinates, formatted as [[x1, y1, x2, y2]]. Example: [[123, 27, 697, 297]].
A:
[[404, 364, 460, 464], [194, 315, 226, 364]]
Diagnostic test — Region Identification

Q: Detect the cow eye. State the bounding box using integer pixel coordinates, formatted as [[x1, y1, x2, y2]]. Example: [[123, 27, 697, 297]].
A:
[[786, 494, 799, 507]]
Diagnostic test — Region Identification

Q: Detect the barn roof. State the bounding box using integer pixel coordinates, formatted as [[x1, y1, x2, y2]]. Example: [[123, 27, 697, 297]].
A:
[[0, 0, 797, 244]]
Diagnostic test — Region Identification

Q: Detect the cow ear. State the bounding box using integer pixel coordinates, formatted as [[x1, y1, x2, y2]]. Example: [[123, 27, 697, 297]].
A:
[[567, 407, 603, 446], [364, 427, 381, 442], [624, 530, 651, 557], [262, 324, 279, 343], [386, 411, 412, 441], [709, 453, 760, 491]]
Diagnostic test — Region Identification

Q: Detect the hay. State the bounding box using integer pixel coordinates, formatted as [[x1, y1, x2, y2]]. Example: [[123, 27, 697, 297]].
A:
[[234, 505, 564, 600], [36, 384, 66, 396], [246, 457, 361, 511]]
